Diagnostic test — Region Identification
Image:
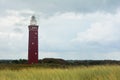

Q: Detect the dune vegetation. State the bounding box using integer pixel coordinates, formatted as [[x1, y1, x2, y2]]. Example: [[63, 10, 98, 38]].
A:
[[0, 64, 120, 80]]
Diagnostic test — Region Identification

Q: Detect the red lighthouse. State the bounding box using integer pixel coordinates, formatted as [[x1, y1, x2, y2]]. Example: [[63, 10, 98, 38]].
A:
[[28, 16, 39, 64]]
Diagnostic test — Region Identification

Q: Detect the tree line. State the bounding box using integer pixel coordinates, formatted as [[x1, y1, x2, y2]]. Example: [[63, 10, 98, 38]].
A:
[[0, 58, 120, 66]]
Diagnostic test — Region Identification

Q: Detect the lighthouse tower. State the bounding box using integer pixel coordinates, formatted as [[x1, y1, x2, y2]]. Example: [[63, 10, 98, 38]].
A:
[[28, 16, 39, 64]]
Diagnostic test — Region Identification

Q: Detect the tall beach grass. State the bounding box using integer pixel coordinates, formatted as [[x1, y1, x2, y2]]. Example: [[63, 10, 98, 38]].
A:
[[0, 65, 120, 80]]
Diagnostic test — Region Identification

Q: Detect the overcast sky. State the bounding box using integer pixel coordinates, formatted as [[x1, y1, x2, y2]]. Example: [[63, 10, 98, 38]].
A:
[[0, 0, 120, 60]]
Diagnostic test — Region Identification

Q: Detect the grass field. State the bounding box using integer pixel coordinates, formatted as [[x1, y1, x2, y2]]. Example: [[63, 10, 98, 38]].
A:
[[0, 64, 120, 80]]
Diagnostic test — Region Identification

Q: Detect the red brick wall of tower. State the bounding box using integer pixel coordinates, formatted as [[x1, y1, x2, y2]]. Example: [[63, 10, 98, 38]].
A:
[[28, 25, 38, 64]]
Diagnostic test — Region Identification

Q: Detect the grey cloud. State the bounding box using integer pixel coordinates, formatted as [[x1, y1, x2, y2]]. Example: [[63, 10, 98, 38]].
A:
[[0, 0, 120, 15], [24, 0, 120, 13], [13, 28, 23, 33]]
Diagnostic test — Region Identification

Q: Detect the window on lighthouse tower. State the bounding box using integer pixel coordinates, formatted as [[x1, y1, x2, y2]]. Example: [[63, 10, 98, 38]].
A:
[[35, 52, 37, 55], [32, 42, 34, 45], [35, 32, 37, 35]]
